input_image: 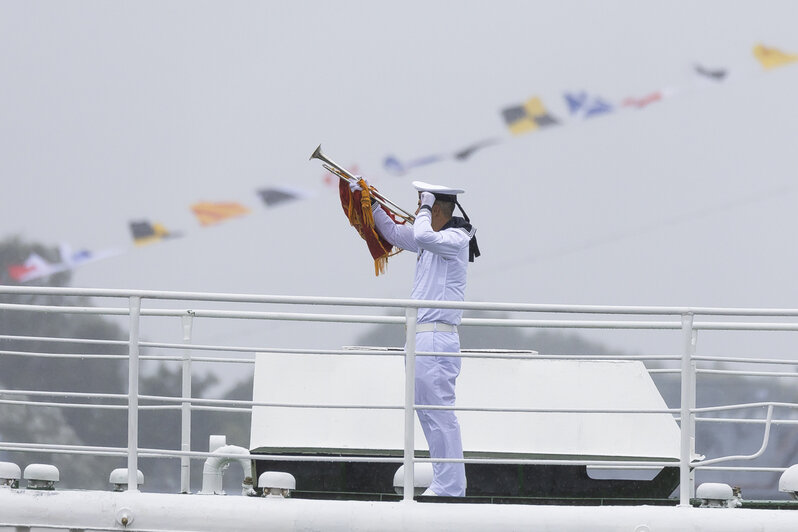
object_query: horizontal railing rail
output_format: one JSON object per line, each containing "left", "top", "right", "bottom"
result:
{"left": 0, "top": 441, "right": 688, "bottom": 470}
{"left": 6, "top": 284, "right": 798, "bottom": 315}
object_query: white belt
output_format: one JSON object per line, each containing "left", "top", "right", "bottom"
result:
{"left": 416, "top": 322, "right": 457, "bottom": 333}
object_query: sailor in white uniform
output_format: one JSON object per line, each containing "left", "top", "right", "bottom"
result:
{"left": 369, "top": 180, "right": 480, "bottom": 497}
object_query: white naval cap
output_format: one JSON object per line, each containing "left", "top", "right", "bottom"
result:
{"left": 412, "top": 181, "right": 465, "bottom": 196}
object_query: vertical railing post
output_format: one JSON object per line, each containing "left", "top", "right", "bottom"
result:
{"left": 679, "top": 312, "right": 696, "bottom": 506}
{"left": 688, "top": 328, "right": 698, "bottom": 497}
{"left": 180, "top": 311, "right": 194, "bottom": 494}
{"left": 403, "top": 307, "right": 417, "bottom": 502}
{"left": 127, "top": 296, "right": 141, "bottom": 492}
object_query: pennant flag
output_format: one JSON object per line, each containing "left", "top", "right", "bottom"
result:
{"left": 257, "top": 186, "right": 313, "bottom": 207}
{"left": 7, "top": 244, "right": 121, "bottom": 283}
{"left": 7, "top": 253, "right": 56, "bottom": 282}
{"left": 129, "top": 220, "right": 182, "bottom": 245}
{"left": 753, "top": 44, "right": 798, "bottom": 70}
{"left": 382, "top": 139, "right": 500, "bottom": 175}
{"left": 694, "top": 64, "right": 727, "bottom": 81}
{"left": 383, "top": 154, "right": 444, "bottom": 176}
{"left": 57, "top": 243, "right": 120, "bottom": 268}
{"left": 191, "top": 202, "right": 250, "bottom": 226}
{"left": 383, "top": 156, "right": 406, "bottom": 175}
{"left": 621, "top": 91, "right": 663, "bottom": 109}
{"left": 564, "top": 91, "right": 614, "bottom": 118}
{"left": 453, "top": 137, "right": 501, "bottom": 160}
{"left": 501, "top": 97, "right": 559, "bottom": 135}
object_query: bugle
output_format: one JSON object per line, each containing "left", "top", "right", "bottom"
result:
{"left": 309, "top": 144, "right": 415, "bottom": 223}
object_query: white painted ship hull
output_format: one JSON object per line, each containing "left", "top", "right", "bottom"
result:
{"left": 2, "top": 489, "right": 797, "bottom": 532}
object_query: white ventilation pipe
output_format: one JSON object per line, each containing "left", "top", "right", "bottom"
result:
{"left": 199, "top": 445, "right": 254, "bottom": 495}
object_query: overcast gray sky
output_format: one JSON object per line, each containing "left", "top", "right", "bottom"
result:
{"left": 2, "top": 1, "right": 798, "bottom": 361}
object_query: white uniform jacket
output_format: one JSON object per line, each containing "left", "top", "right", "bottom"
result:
{"left": 373, "top": 206, "right": 470, "bottom": 325}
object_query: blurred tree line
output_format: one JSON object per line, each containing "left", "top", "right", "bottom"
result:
{"left": 0, "top": 237, "right": 251, "bottom": 492}
{"left": 2, "top": 236, "right": 797, "bottom": 498}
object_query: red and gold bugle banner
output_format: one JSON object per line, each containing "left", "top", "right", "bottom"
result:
{"left": 338, "top": 178, "right": 404, "bottom": 276}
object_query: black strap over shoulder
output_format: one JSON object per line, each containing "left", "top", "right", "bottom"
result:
{"left": 441, "top": 216, "right": 481, "bottom": 262}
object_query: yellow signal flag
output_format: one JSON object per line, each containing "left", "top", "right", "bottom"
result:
{"left": 501, "top": 97, "right": 559, "bottom": 136}
{"left": 523, "top": 97, "right": 547, "bottom": 118}
{"left": 191, "top": 202, "right": 251, "bottom": 226}
{"left": 134, "top": 222, "right": 169, "bottom": 245}
{"left": 753, "top": 44, "right": 798, "bottom": 70}
{"left": 130, "top": 220, "right": 181, "bottom": 246}
{"left": 509, "top": 115, "right": 539, "bottom": 135}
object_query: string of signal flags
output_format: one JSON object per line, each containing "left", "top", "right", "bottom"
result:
{"left": 6, "top": 187, "right": 315, "bottom": 283}
{"left": 382, "top": 43, "right": 798, "bottom": 174}
{"left": 6, "top": 43, "right": 797, "bottom": 283}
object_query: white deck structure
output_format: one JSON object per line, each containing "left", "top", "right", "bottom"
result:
{"left": 252, "top": 353, "right": 684, "bottom": 461}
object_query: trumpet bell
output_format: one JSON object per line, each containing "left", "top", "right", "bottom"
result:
{"left": 309, "top": 144, "right": 324, "bottom": 161}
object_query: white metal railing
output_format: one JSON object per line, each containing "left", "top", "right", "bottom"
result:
{"left": 1, "top": 286, "right": 798, "bottom": 505}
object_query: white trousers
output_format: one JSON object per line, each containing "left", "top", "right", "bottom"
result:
{"left": 414, "top": 330, "right": 466, "bottom": 497}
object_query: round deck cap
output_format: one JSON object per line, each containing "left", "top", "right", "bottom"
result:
{"left": 0, "top": 462, "right": 21, "bottom": 480}
{"left": 696, "top": 482, "right": 733, "bottom": 501}
{"left": 109, "top": 468, "right": 144, "bottom": 486}
{"left": 23, "top": 464, "right": 59, "bottom": 483}
{"left": 779, "top": 464, "right": 798, "bottom": 494}
{"left": 393, "top": 463, "right": 434, "bottom": 489}
{"left": 258, "top": 471, "right": 296, "bottom": 490}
